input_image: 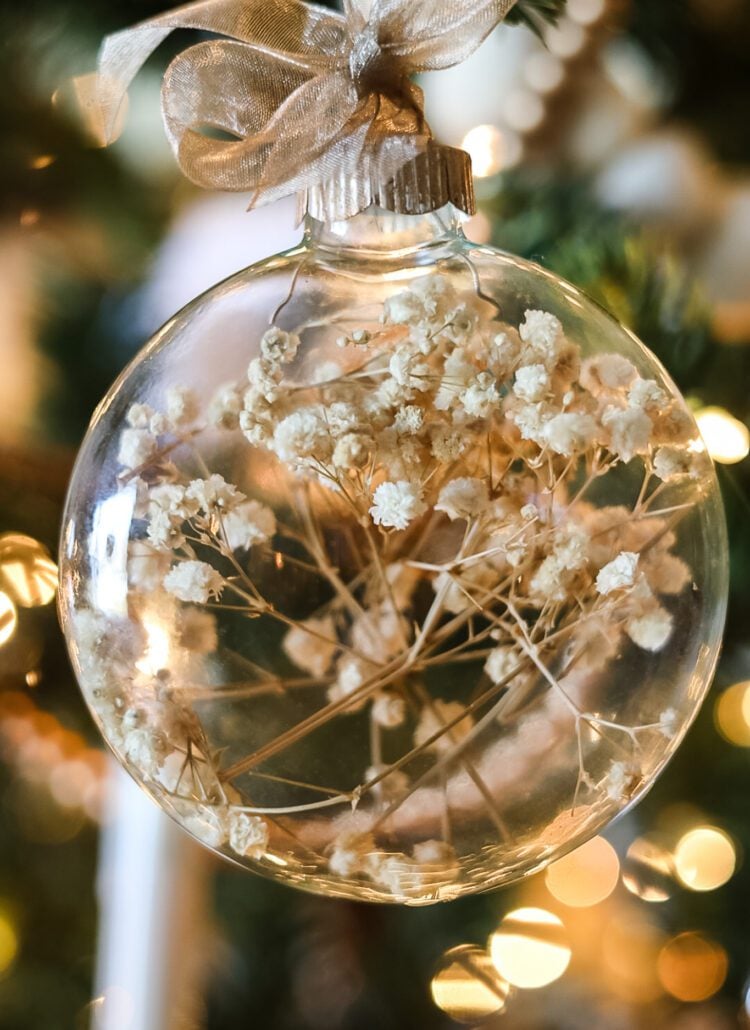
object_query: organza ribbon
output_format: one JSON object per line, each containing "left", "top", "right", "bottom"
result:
{"left": 76, "top": 0, "right": 520, "bottom": 218}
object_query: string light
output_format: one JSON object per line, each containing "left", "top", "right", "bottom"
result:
{"left": 489, "top": 908, "right": 571, "bottom": 989}
{"left": 0, "top": 592, "right": 18, "bottom": 647}
{"left": 657, "top": 933, "right": 728, "bottom": 1002}
{"left": 673, "top": 826, "right": 736, "bottom": 892}
{"left": 695, "top": 406, "right": 749, "bottom": 464}
{"left": 0, "top": 533, "right": 58, "bottom": 607}
{"left": 601, "top": 913, "right": 666, "bottom": 1003}
{"left": 545, "top": 836, "right": 620, "bottom": 908}
{"left": 0, "top": 692, "right": 108, "bottom": 823}
{"left": 0, "top": 912, "right": 18, "bottom": 975}
{"left": 621, "top": 837, "right": 674, "bottom": 903}
{"left": 430, "top": 945, "right": 509, "bottom": 1023}
{"left": 544, "top": 18, "right": 587, "bottom": 60}
{"left": 715, "top": 681, "right": 750, "bottom": 746}
{"left": 567, "top": 0, "right": 606, "bottom": 26}
{"left": 28, "top": 154, "right": 56, "bottom": 170}
{"left": 461, "top": 124, "right": 520, "bottom": 177}
{"left": 502, "top": 89, "right": 545, "bottom": 133}
{"left": 523, "top": 51, "right": 565, "bottom": 94}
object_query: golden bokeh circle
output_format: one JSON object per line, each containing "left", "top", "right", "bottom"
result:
{"left": 0, "top": 533, "right": 58, "bottom": 608}
{"left": 715, "top": 682, "right": 750, "bottom": 747}
{"left": 0, "top": 592, "right": 18, "bottom": 648}
{"left": 621, "top": 836, "right": 674, "bottom": 903}
{"left": 489, "top": 908, "right": 571, "bottom": 989}
{"left": 430, "top": 945, "right": 509, "bottom": 1023}
{"left": 657, "top": 932, "right": 728, "bottom": 1002}
{"left": 545, "top": 835, "right": 620, "bottom": 908}
{"left": 674, "top": 826, "right": 736, "bottom": 892}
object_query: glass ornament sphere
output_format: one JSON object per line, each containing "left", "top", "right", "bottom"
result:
{"left": 59, "top": 207, "right": 727, "bottom": 904}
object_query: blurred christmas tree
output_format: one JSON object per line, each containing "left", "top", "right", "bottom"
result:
{"left": 1, "top": 1, "right": 750, "bottom": 1028}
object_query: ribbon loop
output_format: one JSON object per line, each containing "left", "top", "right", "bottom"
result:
{"left": 80, "top": 0, "right": 523, "bottom": 219}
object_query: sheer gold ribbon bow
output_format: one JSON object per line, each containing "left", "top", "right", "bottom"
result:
{"left": 77, "top": 0, "right": 520, "bottom": 218}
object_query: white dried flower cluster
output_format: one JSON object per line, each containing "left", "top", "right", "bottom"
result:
{"left": 75, "top": 271, "right": 710, "bottom": 900}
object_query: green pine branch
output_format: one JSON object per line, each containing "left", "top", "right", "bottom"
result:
{"left": 506, "top": 0, "right": 567, "bottom": 37}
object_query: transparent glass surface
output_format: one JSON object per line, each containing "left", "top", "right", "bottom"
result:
{"left": 59, "top": 207, "right": 728, "bottom": 903}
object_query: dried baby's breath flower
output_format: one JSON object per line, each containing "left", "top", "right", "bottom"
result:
{"left": 163, "top": 561, "right": 225, "bottom": 604}
{"left": 435, "top": 477, "right": 489, "bottom": 521}
{"left": 596, "top": 552, "right": 639, "bottom": 595}
{"left": 223, "top": 500, "right": 276, "bottom": 550}
{"left": 283, "top": 616, "right": 338, "bottom": 678}
{"left": 228, "top": 811, "right": 269, "bottom": 858}
{"left": 166, "top": 386, "right": 199, "bottom": 426}
{"left": 118, "top": 428, "right": 156, "bottom": 470}
{"left": 653, "top": 445, "right": 695, "bottom": 481}
{"left": 370, "top": 480, "right": 426, "bottom": 530}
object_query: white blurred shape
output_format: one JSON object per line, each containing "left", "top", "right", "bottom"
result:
{"left": 594, "top": 132, "right": 721, "bottom": 232}
{"left": 137, "top": 193, "right": 301, "bottom": 334}
{"left": 93, "top": 765, "right": 213, "bottom": 1030}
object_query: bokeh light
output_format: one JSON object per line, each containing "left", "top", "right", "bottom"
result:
{"left": 544, "top": 18, "right": 586, "bottom": 59}
{"left": 523, "top": 51, "right": 565, "bottom": 94}
{"left": 0, "top": 912, "right": 18, "bottom": 976}
{"left": 503, "top": 89, "right": 545, "bottom": 133}
{"left": 567, "top": 0, "right": 606, "bottom": 25}
{"left": 430, "top": 945, "right": 509, "bottom": 1023}
{"left": 602, "top": 913, "right": 666, "bottom": 1003}
{"left": 695, "top": 406, "right": 750, "bottom": 464}
{"left": 545, "top": 835, "right": 620, "bottom": 908}
{"left": 657, "top": 933, "right": 728, "bottom": 1002}
{"left": 622, "top": 837, "right": 675, "bottom": 902}
{"left": 461, "top": 124, "right": 510, "bottom": 177}
{"left": 674, "top": 826, "right": 736, "bottom": 891}
{"left": 715, "top": 681, "right": 750, "bottom": 747}
{"left": 489, "top": 908, "right": 571, "bottom": 989}
{"left": 0, "top": 591, "right": 18, "bottom": 647}
{"left": 0, "top": 533, "right": 57, "bottom": 607}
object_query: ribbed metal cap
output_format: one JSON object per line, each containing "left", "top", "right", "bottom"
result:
{"left": 304, "top": 142, "right": 475, "bottom": 222}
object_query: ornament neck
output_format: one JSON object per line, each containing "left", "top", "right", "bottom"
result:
{"left": 303, "top": 205, "right": 464, "bottom": 257}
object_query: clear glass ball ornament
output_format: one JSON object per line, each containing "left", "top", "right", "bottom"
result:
{"left": 59, "top": 207, "right": 727, "bottom": 903}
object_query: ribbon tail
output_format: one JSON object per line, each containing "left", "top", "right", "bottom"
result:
{"left": 75, "top": 0, "right": 347, "bottom": 146}
{"left": 371, "top": 0, "right": 520, "bottom": 72}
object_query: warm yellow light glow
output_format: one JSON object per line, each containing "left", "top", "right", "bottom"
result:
{"left": 602, "top": 914, "right": 665, "bottom": 1003}
{"left": 674, "top": 826, "right": 736, "bottom": 892}
{"left": 0, "top": 592, "right": 18, "bottom": 647}
{"left": 464, "top": 211, "right": 492, "bottom": 245}
{"left": 0, "top": 912, "right": 18, "bottom": 974}
{"left": 695, "top": 406, "right": 749, "bottom": 464}
{"left": 0, "top": 533, "right": 58, "bottom": 607}
{"left": 657, "top": 933, "right": 728, "bottom": 1002}
{"left": 29, "top": 154, "right": 56, "bottom": 170}
{"left": 135, "top": 616, "right": 172, "bottom": 676}
{"left": 431, "top": 945, "right": 509, "bottom": 1023}
{"left": 715, "top": 681, "right": 750, "bottom": 747}
{"left": 622, "top": 837, "right": 674, "bottom": 903}
{"left": 0, "top": 557, "right": 57, "bottom": 607}
{"left": 461, "top": 125, "right": 506, "bottom": 178}
{"left": 545, "top": 835, "right": 620, "bottom": 908}
{"left": 489, "top": 908, "right": 571, "bottom": 989}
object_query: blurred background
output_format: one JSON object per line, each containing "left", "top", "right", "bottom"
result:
{"left": 1, "top": 0, "right": 750, "bottom": 1027}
